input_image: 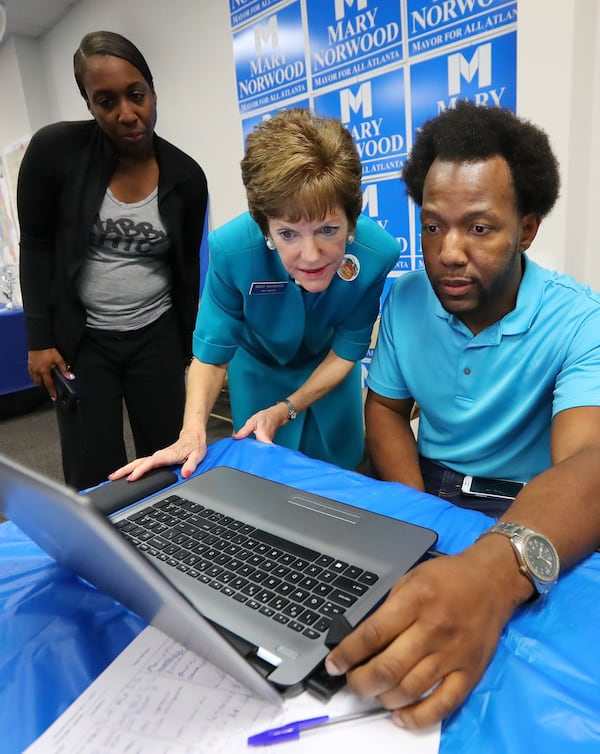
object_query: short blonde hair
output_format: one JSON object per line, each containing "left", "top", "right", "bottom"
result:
{"left": 241, "top": 108, "right": 363, "bottom": 234}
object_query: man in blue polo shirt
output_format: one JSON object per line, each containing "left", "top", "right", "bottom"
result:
{"left": 325, "top": 102, "right": 600, "bottom": 730}
{"left": 367, "top": 215, "right": 600, "bottom": 516}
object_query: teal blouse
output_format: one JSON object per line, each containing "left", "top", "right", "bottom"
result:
{"left": 193, "top": 212, "right": 400, "bottom": 469}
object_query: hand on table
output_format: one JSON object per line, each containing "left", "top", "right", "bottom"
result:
{"left": 233, "top": 401, "right": 290, "bottom": 444}
{"left": 325, "top": 541, "right": 532, "bottom": 729}
{"left": 109, "top": 430, "right": 208, "bottom": 482}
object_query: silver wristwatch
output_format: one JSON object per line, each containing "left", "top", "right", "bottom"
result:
{"left": 279, "top": 398, "right": 297, "bottom": 420}
{"left": 483, "top": 522, "right": 560, "bottom": 595}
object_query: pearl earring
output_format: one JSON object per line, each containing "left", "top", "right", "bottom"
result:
{"left": 265, "top": 236, "right": 276, "bottom": 251}
{"left": 347, "top": 232, "right": 355, "bottom": 245}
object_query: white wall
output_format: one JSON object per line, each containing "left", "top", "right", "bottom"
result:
{"left": 0, "top": 37, "right": 30, "bottom": 142}
{"left": 517, "top": 0, "right": 600, "bottom": 286}
{"left": 14, "top": 36, "right": 51, "bottom": 135}
{"left": 2, "top": 0, "right": 600, "bottom": 287}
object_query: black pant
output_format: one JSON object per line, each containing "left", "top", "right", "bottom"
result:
{"left": 55, "top": 310, "right": 186, "bottom": 491}
{"left": 419, "top": 456, "right": 511, "bottom": 518}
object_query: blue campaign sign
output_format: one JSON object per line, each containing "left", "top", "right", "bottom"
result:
{"left": 412, "top": 203, "right": 425, "bottom": 270}
{"left": 229, "top": 0, "right": 284, "bottom": 29}
{"left": 361, "top": 348, "right": 374, "bottom": 384}
{"left": 406, "top": 0, "right": 517, "bottom": 57}
{"left": 360, "top": 173, "right": 415, "bottom": 384}
{"left": 409, "top": 31, "right": 516, "bottom": 135}
{"left": 233, "top": 2, "right": 308, "bottom": 113}
{"left": 240, "top": 100, "right": 311, "bottom": 144}
{"left": 362, "top": 177, "right": 411, "bottom": 273}
{"left": 306, "top": 0, "right": 404, "bottom": 90}
{"left": 314, "top": 68, "right": 407, "bottom": 178}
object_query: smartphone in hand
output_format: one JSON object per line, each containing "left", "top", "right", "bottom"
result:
{"left": 51, "top": 367, "right": 79, "bottom": 410}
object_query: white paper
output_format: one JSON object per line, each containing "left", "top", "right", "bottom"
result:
{"left": 25, "top": 626, "right": 440, "bottom": 754}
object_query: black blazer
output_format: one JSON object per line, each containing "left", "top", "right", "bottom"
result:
{"left": 17, "top": 120, "right": 208, "bottom": 362}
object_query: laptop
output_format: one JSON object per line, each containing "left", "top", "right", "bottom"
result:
{"left": 0, "top": 453, "right": 437, "bottom": 705}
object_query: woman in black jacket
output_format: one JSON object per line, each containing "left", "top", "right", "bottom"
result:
{"left": 17, "top": 30, "right": 208, "bottom": 490}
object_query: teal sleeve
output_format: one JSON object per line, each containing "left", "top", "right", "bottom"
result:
{"left": 192, "top": 231, "right": 243, "bottom": 365}
{"left": 553, "top": 299, "right": 600, "bottom": 416}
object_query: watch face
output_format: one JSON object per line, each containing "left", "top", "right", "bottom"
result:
{"left": 523, "top": 534, "right": 559, "bottom": 582}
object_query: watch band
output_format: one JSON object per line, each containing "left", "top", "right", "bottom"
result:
{"left": 279, "top": 398, "right": 297, "bottom": 420}
{"left": 488, "top": 522, "right": 532, "bottom": 539}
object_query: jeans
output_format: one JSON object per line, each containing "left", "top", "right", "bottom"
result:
{"left": 419, "top": 456, "right": 512, "bottom": 518}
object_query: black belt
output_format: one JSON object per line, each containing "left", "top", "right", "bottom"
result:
{"left": 419, "top": 457, "right": 524, "bottom": 500}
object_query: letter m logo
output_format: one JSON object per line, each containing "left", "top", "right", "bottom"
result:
{"left": 254, "top": 15, "right": 279, "bottom": 55}
{"left": 339, "top": 81, "right": 373, "bottom": 123}
{"left": 362, "top": 183, "right": 379, "bottom": 217}
{"left": 447, "top": 43, "right": 492, "bottom": 96}
{"left": 334, "top": 0, "right": 369, "bottom": 21}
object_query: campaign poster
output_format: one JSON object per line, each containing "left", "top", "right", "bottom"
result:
{"left": 233, "top": 2, "right": 308, "bottom": 114}
{"left": 409, "top": 31, "right": 517, "bottom": 135}
{"left": 306, "top": 0, "right": 404, "bottom": 90}
{"left": 313, "top": 67, "right": 406, "bottom": 179}
{"left": 230, "top": 0, "right": 284, "bottom": 30}
{"left": 406, "top": 0, "right": 517, "bottom": 56}
{"left": 241, "top": 99, "right": 311, "bottom": 144}
{"left": 362, "top": 177, "right": 411, "bottom": 277}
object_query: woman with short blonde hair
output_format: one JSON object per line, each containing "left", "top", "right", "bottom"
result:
{"left": 113, "top": 107, "right": 399, "bottom": 481}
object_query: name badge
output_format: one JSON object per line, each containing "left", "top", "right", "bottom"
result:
{"left": 249, "top": 281, "right": 288, "bottom": 295}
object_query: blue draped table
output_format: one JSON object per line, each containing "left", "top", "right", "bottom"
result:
{"left": 0, "top": 305, "right": 32, "bottom": 395}
{"left": 1, "top": 438, "right": 599, "bottom": 753}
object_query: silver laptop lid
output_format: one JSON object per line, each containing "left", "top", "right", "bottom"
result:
{"left": 0, "top": 453, "right": 281, "bottom": 705}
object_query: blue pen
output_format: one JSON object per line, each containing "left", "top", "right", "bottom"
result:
{"left": 247, "top": 706, "right": 388, "bottom": 746}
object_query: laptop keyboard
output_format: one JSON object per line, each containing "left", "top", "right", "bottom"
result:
{"left": 115, "top": 494, "right": 379, "bottom": 641}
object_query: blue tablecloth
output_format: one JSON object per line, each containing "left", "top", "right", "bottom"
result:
{"left": 0, "top": 306, "right": 33, "bottom": 395}
{"left": 1, "top": 437, "right": 599, "bottom": 753}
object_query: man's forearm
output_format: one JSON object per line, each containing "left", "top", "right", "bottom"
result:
{"left": 365, "top": 396, "right": 424, "bottom": 489}
{"left": 497, "top": 445, "right": 600, "bottom": 569}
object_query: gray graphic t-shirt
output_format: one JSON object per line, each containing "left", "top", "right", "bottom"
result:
{"left": 79, "top": 187, "right": 172, "bottom": 330}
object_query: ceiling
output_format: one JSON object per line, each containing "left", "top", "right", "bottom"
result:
{"left": 1, "top": 0, "right": 80, "bottom": 44}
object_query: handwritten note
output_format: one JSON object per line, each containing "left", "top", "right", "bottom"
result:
{"left": 25, "top": 626, "right": 440, "bottom": 753}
